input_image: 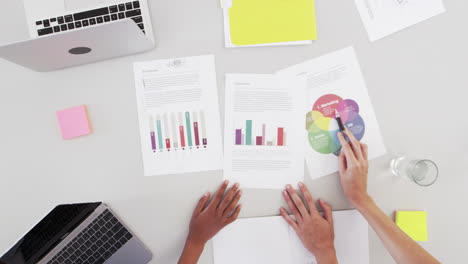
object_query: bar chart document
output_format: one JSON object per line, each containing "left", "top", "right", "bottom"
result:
{"left": 355, "top": 0, "right": 445, "bottom": 41}
{"left": 278, "top": 47, "right": 386, "bottom": 179}
{"left": 134, "top": 55, "right": 223, "bottom": 176}
{"left": 224, "top": 74, "right": 305, "bottom": 189}
{"left": 213, "top": 210, "right": 369, "bottom": 264}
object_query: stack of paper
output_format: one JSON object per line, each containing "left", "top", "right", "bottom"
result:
{"left": 221, "top": 0, "right": 318, "bottom": 48}
{"left": 213, "top": 210, "right": 369, "bottom": 264}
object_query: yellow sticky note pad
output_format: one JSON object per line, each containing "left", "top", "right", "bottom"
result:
{"left": 228, "top": 0, "right": 317, "bottom": 45}
{"left": 395, "top": 211, "right": 428, "bottom": 242}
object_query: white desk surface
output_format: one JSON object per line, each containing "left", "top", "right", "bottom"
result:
{"left": 1, "top": 0, "right": 467, "bottom": 263}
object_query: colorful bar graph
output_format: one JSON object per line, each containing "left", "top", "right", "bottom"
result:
{"left": 148, "top": 110, "right": 209, "bottom": 153}
{"left": 246, "top": 120, "right": 252, "bottom": 145}
{"left": 233, "top": 120, "right": 286, "bottom": 147}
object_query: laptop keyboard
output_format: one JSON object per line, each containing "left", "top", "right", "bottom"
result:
{"left": 46, "top": 209, "right": 133, "bottom": 264}
{"left": 35, "top": 1, "right": 145, "bottom": 37}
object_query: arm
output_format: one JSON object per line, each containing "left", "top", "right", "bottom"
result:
{"left": 337, "top": 129, "right": 440, "bottom": 264}
{"left": 280, "top": 183, "right": 338, "bottom": 264}
{"left": 178, "top": 180, "right": 242, "bottom": 264}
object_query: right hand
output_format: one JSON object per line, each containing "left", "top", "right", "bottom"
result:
{"left": 337, "top": 128, "right": 370, "bottom": 207}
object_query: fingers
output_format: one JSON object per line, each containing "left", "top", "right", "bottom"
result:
{"left": 226, "top": 204, "right": 242, "bottom": 225}
{"left": 192, "top": 192, "right": 211, "bottom": 217}
{"left": 337, "top": 132, "right": 357, "bottom": 165}
{"left": 298, "top": 182, "right": 318, "bottom": 214}
{"left": 319, "top": 199, "right": 334, "bottom": 226}
{"left": 218, "top": 183, "right": 240, "bottom": 212}
{"left": 361, "top": 143, "right": 368, "bottom": 161}
{"left": 211, "top": 180, "right": 229, "bottom": 209}
{"left": 339, "top": 152, "right": 347, "bottom": 175}
{"left": 280, "top": 207, "right": 298, "bottom": 231}
{"left": 344, "top": 128, "right": 363, "bottom": 160}
{"left": 223, "top": 190, "right": 242, "bottom": 217}
{"left": 286, "top": 185, "right": 309, "bottom": 218}
{"left": 283, "top": 189, "right": 303, "bottom": 222}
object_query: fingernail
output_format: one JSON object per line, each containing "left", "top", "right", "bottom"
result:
{"left": 224, "top": 180, "right": 229, "bottom": 185}
{"left": 238, "top": 190, "right": 243, "bottom": 196}
{"left": 286, "top": 184, "right": 292, "bottom": 190}
{"left": 283, "top": 190, "right": 288, "bottom": 196}
{"left": 234, "top": 183, "right": 240, "bottom": 188}
{"left": 204, "top": 192, "right": 210, "bottom": 197}
{"left": 298, "top": 182, "right": 304, "bottom": 187}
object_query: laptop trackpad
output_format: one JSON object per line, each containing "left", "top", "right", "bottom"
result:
{"left": 65, "top": 0, "right": 107, "bottom": 11}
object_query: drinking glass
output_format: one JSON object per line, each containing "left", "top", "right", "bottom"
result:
{"left": 390, "top": 155, "right": 439, "bottom": 186}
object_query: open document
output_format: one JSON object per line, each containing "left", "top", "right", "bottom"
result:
{"left": 355, "top": 0, "right": 446, "bottom": 41}
{"left": 223, "top": 74, "right": 305, "bottom": 189}
{"left": 213, "top": 210, "right": 369, "bottom": 264}
{"left": 133, "top": 55, "right": 223, "bottom": 176}
{"left": 278, "top": 47, "right": 386, "bottom": 179}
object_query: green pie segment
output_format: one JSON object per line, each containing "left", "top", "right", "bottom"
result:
{"left": 307, "top": 121, "right": 341, "bottom": 154}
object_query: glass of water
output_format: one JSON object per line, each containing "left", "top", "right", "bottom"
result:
{"left": 390, "top": 155, "right": 439, "bottom": 186}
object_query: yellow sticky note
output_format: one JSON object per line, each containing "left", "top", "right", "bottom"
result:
{"left": 395, "top": 211, "right": 428, "bottom": 242}
{"left": 228, "top": 0, "right": 317, "bottom": 45}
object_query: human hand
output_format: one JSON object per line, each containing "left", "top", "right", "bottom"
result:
{"left": 337, "top": 128, "right": 371, "bottom": 208}
{"left": 187, "top": 180, "right": 242, "bottom": 247}
{"left": 280, "top": 183, "right": 337, "bottom": 264}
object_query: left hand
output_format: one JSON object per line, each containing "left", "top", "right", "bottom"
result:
{"left": 187, "top": 180, "right": 242, "bottom": 247}
{"left": 280, "top": 183, "right": 337, "bottom": 263}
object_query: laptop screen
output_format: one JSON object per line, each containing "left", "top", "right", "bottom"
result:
{"left": 0, "top": 203, "right": 101, "bottom": 264}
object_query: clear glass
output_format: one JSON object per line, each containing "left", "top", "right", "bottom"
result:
{"left": 390, "top": 155, "right": 439, "bottom": 186}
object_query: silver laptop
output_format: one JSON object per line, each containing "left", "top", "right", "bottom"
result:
{"left": 0, "top": 202, "right": 153, "bottom": 264}
{"left": 0, "top": 0, "right": 155, "bottom": 71}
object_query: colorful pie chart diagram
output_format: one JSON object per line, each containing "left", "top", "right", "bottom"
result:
{"left": 306, "top": 94, "right": 365, "bottom": 155}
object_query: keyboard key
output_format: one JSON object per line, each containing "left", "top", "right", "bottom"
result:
{"left": 115, "top": 241, "right": 122, "bottom": 249}
{"left": 84, "top": 240, "right": 92, "bottom": 248}
{"left": 43, "top": 20, "right": 50, "bottom": 27}
{"left": 66, "top": 247, "right": 74, "bottom": 254}
{"left": 90, "top": 236, "right": 97, "bottom": 243}
{"left": 131, "top": 16, "right": 142, "bottom": 23}
{"left": 65, "top": 15, "right": 73, "bottom": 23}
{"left": 109, "top": 246, "right": 118, "bottom": 254}
{"left": 82, "top": 233, "right": 90, "bottom": 240}
{"left": 95, "top": 257, "right": 106, "bottom": 264}
{"left": 111, "top": 14, "right": 118, "bottom": 20}
{"left": 98, "top": 247, "right": 106, "bottom": 254}
{"left": 68, "top": 23, "right": 75, "bottom": 29}
{"left": 125, "top": 9, "right": 141, "bottom": 18}
{"left": 97, "top": 17, "right": 103, "bottom": 23}
{"left": 93, "top": 252, "right": 100, "bottom": 259}
{"left": 58, "top": 16, "right": 64, "bottom": 24}
{"left": 118, "top": 4, "right": 125, "bottom": 12}
{"left": 83, "top": 20, "right": 89, "bottom": 26}
{"left": 90, "top": 18, "right": 96, "bottom": 25}
{"left": 126, "top": 2, "right": 133, "bottom": 10}
{"left": 73, "top": 7, "right": 109, "bottom": 21}
{"left": 64, "top": 259, "right": 72, "bottom": 264}
{"left": 133, "top": 1, "right": 140, "bottom": 8}
{"left": 108, "top": 238, "right": 116, "bottom": 245}
{"left": 114, "top": 228, "right": 128, "bottom": 240}
{"left": 57, "top": 256, "right": 64, "bottom": 262}
{"left": 96, "top": 240, "right": 104, "bottom": 247}
{"left": 91, "top": 244, "right": 98, "bottom": 252}
{"left": 104, "top": 15, "right": 110, "bottom": 22}
{"left": 110, "top": 5, "right": 118, "bottom": 13}
{"left": 118, "top": 12, "right": 125, "bottom": 19}
{"left": 103, "top": 251, "right": 112, "bottom": 259}
{"left": 36, "top": 21, "right": 42, "bottom": 25}
{"left": 53, "top": 26, "right": 60, "bottom": 32}
{"left": 70, "top": 254, "right": 77, "bottom": 261}
{"left": 76, "top": 259, "right": 83, "bottom": 264}
{"left": 75, "top": 21, "right": 82, "bottom": 28}
{"left": 137, "top": 23, "right": 144, "bottom": 30}
{"left": 60, "top": 24, "right": 68, "bottom": 31}
{"left": 124, "top": 232, "right": 133, "bottom": 240}
{"left": 62, "top": 251, "right": 69, "bottom": 258}
{"left": 88, "top": 256, "right": 95, "bottom": 263}
{"left": 50, "top": 17, "right": 57, "bottom": 22}
{"left": 96, "top": 231, "right": 103, "bottom": 237}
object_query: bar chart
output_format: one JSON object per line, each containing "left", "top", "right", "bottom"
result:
{"left": 234, "top": 120, "right": 287, "bottom": 147}
{"left": 148, "top": 110, "right": 208, "bottom": 152}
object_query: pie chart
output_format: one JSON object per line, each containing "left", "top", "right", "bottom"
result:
{"left": 306, "top": 94, "right": 365, "bottom": 154}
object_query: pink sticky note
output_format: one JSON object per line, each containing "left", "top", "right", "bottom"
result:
{"left": 56, "top": 105, "right": 92, "bottom": 140}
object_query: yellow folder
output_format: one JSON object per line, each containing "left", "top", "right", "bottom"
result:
{"left": 228, "top": 0, "right": 317, "bottom": 46}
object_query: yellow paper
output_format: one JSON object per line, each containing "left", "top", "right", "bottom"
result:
{"left": 228, "top": 0, "right": 317, "bottom": 45}
{"left": 395, "top": 211, "right": 428, "bottom": 242}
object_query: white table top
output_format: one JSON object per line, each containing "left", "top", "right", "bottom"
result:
{"left": 1, "top": 0, "right": 467, "bottom": 263}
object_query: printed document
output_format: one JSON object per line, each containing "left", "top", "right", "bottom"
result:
{"left": 213, "top": 210, "right": 369, "bottom": 264}
{"left": 355, "top": 0, "right": 446, "bottom": 41}
{"left": 278, "top": 47, "right": 386, "bottom": 179}
{"left": 133, "top": 55, "right": 223, "bottom": 176}
{"left": 223, "top": 74, "right": 305, "bottom": 189}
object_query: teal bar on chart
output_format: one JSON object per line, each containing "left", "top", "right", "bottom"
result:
{"left": 156, "top": 119, "right": 164, "bottom": 149}
{"left": 246, "top": 120, "right": 252, "bottom": 145}
{"left": 185, "top": 112, "right": 193, "bottom": 146}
